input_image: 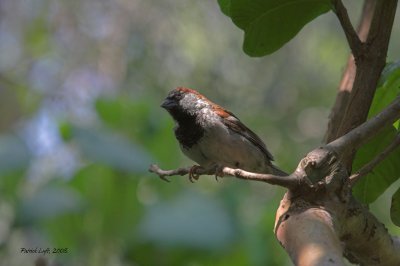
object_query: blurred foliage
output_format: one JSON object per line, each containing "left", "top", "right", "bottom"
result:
{"left": 0, "top": 1, "right": 398, "bottom": 266}
{"left": 62, "top": 123, "right": 153, "bottom": 173}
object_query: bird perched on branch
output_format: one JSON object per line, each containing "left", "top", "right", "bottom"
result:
{"left": 161, "top": 87, "right": 285, "bottom": 181}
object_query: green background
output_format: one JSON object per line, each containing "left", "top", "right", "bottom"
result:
{"left": 0, "top": 1, "right": 399, "bottom": 265}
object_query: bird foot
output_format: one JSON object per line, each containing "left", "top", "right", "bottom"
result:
{"left": 189, "top": 165, "right": 203, "bottom": 182}
{"left": 214, "top": 165, "right": 225, "bottom": 182}
{"left": 188, "top": 165, "right": 225, "bottom": 182}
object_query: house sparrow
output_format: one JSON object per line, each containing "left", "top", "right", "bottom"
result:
{"left": 161, "top": 87, "right": 286, "bottom": 181}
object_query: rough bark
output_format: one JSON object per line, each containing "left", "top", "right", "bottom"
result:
{"left": 325, "top": 0, "right": 375, "bottom": 143}
{"left": 333, "top": 0, "right": 398, "bottom": 170}
{"left": 275, "top": 199, "right": 345, "bottom": 266}
{"left": 274, "top": 127, "right": 400, "bottom": 265}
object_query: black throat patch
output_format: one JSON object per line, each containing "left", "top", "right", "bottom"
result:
{"left": 169, "top": 108, "right": 204, "bottom": 149}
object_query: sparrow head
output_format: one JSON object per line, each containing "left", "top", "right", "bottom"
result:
{"left": 161, "top": 87, "right": 211, "bottom": 119}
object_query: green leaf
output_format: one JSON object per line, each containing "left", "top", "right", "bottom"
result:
{"left": 394, "top": 120, "right": 400, "bottom": 131}
{"left": 229, "top": 0, "right": 332, "bottom": 56}
{"left": 353, "top": 61, "right": 400, "bottom": 203}
{"left": 370, "top": 61, "right": 400, "bottom": 118}
{"left": 218, "top": 0, "right": 231, "bottom": 16}
{"left": 391, "top": 187, "right": 400, "bottom": 226}
{"left": 378, "top": 60, "right": 400, "bottom": 89}
{"left": 64, "top": 124, "right": 153, "bottom": 173}
{"left": 352, "top": 127, "right": 400, "bottom": 203}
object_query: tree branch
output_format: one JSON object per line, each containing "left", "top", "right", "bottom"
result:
{"left": 273, "top": 95, "right": 400, "bottom": 264}
{"left": 272, "top": 146, "right": 400, "bottom": 265}
{"left": 148, "top": 164, "right": 190, "bottom": 182}
{"left": 149, "top": 164, "right": 300, "bottom": 189}
{"left": 335, "top": 0, "right": 398, "bottom": 170}
{"left": 340, "top": 197, "right": 400, "bottom": 265}
{"left": 326, "top": 96, "right": 400, "bottom": 157}
{"left": 332, "top": 0, "right": 363, "bottom": 59}
{"left": 275, "top": 195, "right": 345, "bottom": 265}
{"left": 275, "top": 189, "right": 400, "bottom": 265}
{"left": 219, "top": 167, "right": 299, "bottom": 188}
{"left": 325, "top": 0, "right": 376, "bottom": 143}
{"left": 348, "top": 133, "right": 400, "bottom": 186}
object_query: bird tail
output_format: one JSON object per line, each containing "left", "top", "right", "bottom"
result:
{"left": 270, "top": 164, "right": 288, "bottom": 176}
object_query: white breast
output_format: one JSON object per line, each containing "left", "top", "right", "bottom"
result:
{"left": 181, "top": 116, "right": 268, "bottom": 173}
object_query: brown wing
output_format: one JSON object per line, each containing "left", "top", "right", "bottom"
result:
{"left": 214, "top": 107, "right": 274, "bottom": 161}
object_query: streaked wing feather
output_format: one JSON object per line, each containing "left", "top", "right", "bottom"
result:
{"left": 216, "top": 108, "right": 274, "bottom": 161}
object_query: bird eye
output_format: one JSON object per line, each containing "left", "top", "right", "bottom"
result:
{"left": 168, "top": 92, "right": 183, "bottom": 101}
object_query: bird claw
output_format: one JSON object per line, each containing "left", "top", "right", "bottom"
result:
{"left": 189, "top": 165, "right": 202, "bottom": 182}
{"left": 159, "top": 175, "right": 170, "bottom": 183}
{"left": 214, "top": 165, "right": 225, "bottom": 182}
{"left": 188, "top": 165, "right": 224, "bottom": 183}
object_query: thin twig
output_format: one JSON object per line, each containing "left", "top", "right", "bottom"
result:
{"left": 332, "top": 0, "right": 364, "bottom": 59}
{"left": 327, "top": 96, "right": 400, "bottom": 156}
{"left": 149, "top": 164, "right": 299, "bottom": 189}
{"left": 349, "top": 133, "right": 400, "bottom": 186}
{"left": 221, "top": 167, "right": 299, "bottom": 188}
{"left": 148, "top": 164, "right": 192, "bottom": 182}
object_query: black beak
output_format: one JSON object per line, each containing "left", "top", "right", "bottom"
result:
{"left": 161, "top": 98, "right": 176, "bottom": 110}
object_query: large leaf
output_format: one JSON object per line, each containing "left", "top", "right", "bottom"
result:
{"left": 371, "top": 61, "right": 400, "bottom": 119}
{"left": 391, "top": 187, "right": 400, "bottom": 227}
{"left": 218, "top": 0, "right": 231, "bottom": 16}
{"left": 353, "top": 61, "right": 400, "bottom": 203}
{"left": 378, "top": 61, "right": 400, "bottom": 90}
{"left": 381, "top": 61, "right": 400, "bottom": 226}
{"left": 226, "top": 0, "right": 331, "bottom": 56}
{"left": 394, "top": 120, "right": 400, "bottom": 131}
{"left": 352, "top": 127, "right": 400, "bottom": 203}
